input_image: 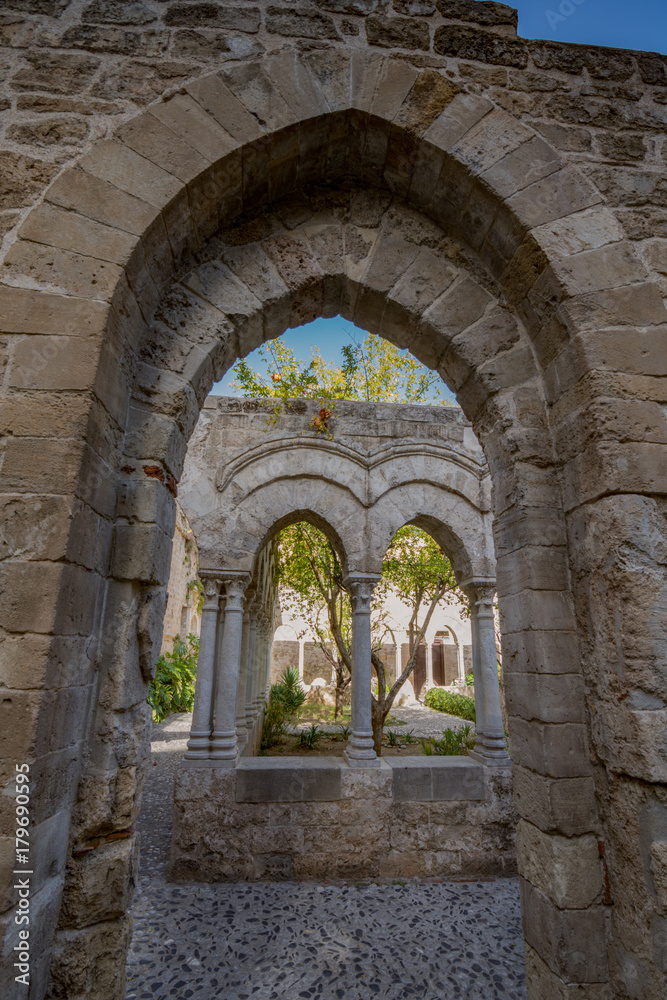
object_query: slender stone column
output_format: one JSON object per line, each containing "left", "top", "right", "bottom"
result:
{"left": 456, "top": 638, "right": 466, "bottom": 686}
{"left": 263, "top": 617, "right": 273, "bottom": 699}
{"left": 253, "top": 617, "right": 269, "bottom": 712}
{"left": 426, "top": 640, "right": 434, "bottom": 689}
{"left": 467, "top": 583, "right": 510, "bottom": 765}
{"left": 465, "top": 585, "right": 486, "bottom": 739}
{"left": 235, "top": 596, "right": 255, "bottom": 751}
{"left": 344, "top": 573, "right": 381, "bottom": 767}
{"left": 210, "top": 573, "right": 250, "bottom": 765}
{"left": 185, "top": 576, "right": 220, "bottom": 759}
{"left": 245, "top": 605, "right": 260, "bottom": 731}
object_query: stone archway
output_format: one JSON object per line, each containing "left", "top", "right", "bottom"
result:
{"left": 0, "top": 41, "right": 665, "bottom": 1000}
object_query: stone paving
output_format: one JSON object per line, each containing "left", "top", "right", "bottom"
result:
{"left": 125, "top": 712, "right": 527, "bottom": 1000}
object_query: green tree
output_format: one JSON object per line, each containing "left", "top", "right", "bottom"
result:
{"left": 277, "top": 522, "right": 353, "bottom": 719}
{"left": 230, "top": 331, "right": 451, "bottom": 405}
{"left": 370, "top": 527, "right": 461, "bottom": 755}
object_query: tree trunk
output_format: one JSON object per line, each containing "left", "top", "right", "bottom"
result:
{"left": 370, "top": 650, "right": 387, "bottom": 756}
{"left": 371, "top": 699, "right": 384, "bottom": 756}
{"left": 335, "top": 684, "right": 343, "bottom": 721}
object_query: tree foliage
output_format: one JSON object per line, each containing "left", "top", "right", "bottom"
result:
{"left": 277, "top": 522, "right": 353, "bottom": 718}
{"left": 230, "top": 332, "right": 451, "bottom": 405}
{"left": 147, "top": 633, "right": 199, "bottom": 723}
{"left": 369, "top": 526, "right": 461, "bottom": 754}
{"left": 276, "top": 521, "right": 464, "bottom": 753}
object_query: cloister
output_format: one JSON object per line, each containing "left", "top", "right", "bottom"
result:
{"left": 164, "top": 394, "right": 512, "bottom": 882}
{"left": 0, "top": 2, "right": 666, "bottom": 998}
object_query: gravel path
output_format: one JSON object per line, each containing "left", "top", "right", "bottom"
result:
{"left": 125, "top": 713, "right": 527, "bottom": 1000}
{"left": 289, "top": 703, "right": 472, "bottom": 737}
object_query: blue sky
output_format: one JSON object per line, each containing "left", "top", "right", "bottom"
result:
{"left": 515, "top": 0, "right": 666, "bottom": 52}
{"left": 212, "top": 0, "right": 665, "bottom": 399}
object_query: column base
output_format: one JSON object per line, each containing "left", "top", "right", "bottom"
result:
{"left": 468, "top": 748, "right": 511, "bottom": 767}
{"left": 184, "top": 731, "right": 211, "bottom": 758}
{"left": 206, "top": 755, "right": 238, "bottom": 768}
{"left": 345, "top": 749, "right": 380, "bottom": 767}
{"left": 210, "top": 729, "right": 239, "bottom": 762}
{"left": 180, "top": 757, "right": 238, "bottom": 768}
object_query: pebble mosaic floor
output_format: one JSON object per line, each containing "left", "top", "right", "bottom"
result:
{"left": 125, "top": 712, "right": 528, "bottom": 1000}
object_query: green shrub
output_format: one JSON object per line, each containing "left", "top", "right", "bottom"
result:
{"left": 465, "top": 672, "right": 474, "bottom": 687}
{"left": 421, "top": 724, "right": 476, "bottom": 756}
{"left": 260, "top": 667, "right": 306, "bottom": 751}
{"left": 297, "top": 723, "right": 322, "bottom": 749}
{"left": 147, "top": 633, "right": 199, "bottom": 723}
{"left": 424, "top": 687, "right": 476, "bottom": 722}
{"left": 273, "top": 667, "right": 307, "bottom": 717}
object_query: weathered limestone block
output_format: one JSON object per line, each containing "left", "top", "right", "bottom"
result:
{"left": 516, "top": 819, "right": 602, "bottom": 910}
{"left": 510, "top": 719, "right": 591, "bottom": 780}
{"left": 524, "top": 943, "right": 612, "bottom": 1000}
{"left": 520, "top": 878, "right": 610, "bottom": 984}
{"left": 47, "top": 916, "right": 132, "bottom": 1000}
{"left": 0, "top": 151, "right": 58, "bottom": 211}
{"left": 58, "top": 836, "right": 139, "bottom": 930}
{"left": 504, "top": 672, "right": 586, "bottom": 726}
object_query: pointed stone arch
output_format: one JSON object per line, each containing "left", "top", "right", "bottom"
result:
{"left": 1, "top": 46, "right": 665, "bottom": 1000}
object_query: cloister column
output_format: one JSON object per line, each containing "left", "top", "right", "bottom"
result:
{"left": 456, "top": 638, "right": 466, "bottom": 686}
{"left": 344, "top": 573, "right": 381, "bottom": 767}
{"left": 253, "top": 616, "right": 269, "bottom": 712}
{"left": 466, "top": 582, "right": 510, "bottom": 765}
{"left": 426, "top": 641, "right": 434, "bottom": 689}
{"left": 184, "top": 575, "right": 221, "bottom": 759}
{"left": 210, "top": 572, "right": 250, "bottom": 765}
{"left": 263, "top": 619, "right": 274, "bottom": 699}
{"left": 245, "top": 603, "right": 260, "bottom": 733}
{"left": 235, "top": 593, "right": 255, "bottom": 753}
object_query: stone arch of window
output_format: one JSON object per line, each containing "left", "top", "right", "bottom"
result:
{"left": 2, "top": 48, "right": 664, "bottom": 1000}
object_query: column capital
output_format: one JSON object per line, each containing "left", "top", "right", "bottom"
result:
{"left": 460, "top": 578, "right": 496, "bottom": 608}
{"left": 344, "top": 573, "right": 381, "bottom": 614}
{"left": 199, "top": 574, "right": 222, "bottom": 612}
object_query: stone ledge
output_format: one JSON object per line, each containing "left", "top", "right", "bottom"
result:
{"left": 231, "top": 756, "right": 498, "bottom": 803}
{"left": 387, "top": 756, "right": 489, "bottom": 801}
{"left": 236, "top": 757, "right": 343, "bottom": 802}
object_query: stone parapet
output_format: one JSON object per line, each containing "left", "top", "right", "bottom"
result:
{"left": 168, "top": 756, "right": 515, "bottom": 882}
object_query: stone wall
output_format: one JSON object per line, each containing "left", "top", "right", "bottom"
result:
{"left": 0, "top": 4, "right": 666, "bottom": 999}
{"left": 169, "top": 757, "right": 516, "bottom": 882}
{"left": 179, "top": 396, "right": 493, "bottom": 579}
{"left": 160, "top": 500, "right": 200, "bottom": 652}
{"left": 0, "top": 0, "right": 666, "bottom": 260}
{"left": 270, "top": 639, "right": 299, "bottom": 683}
